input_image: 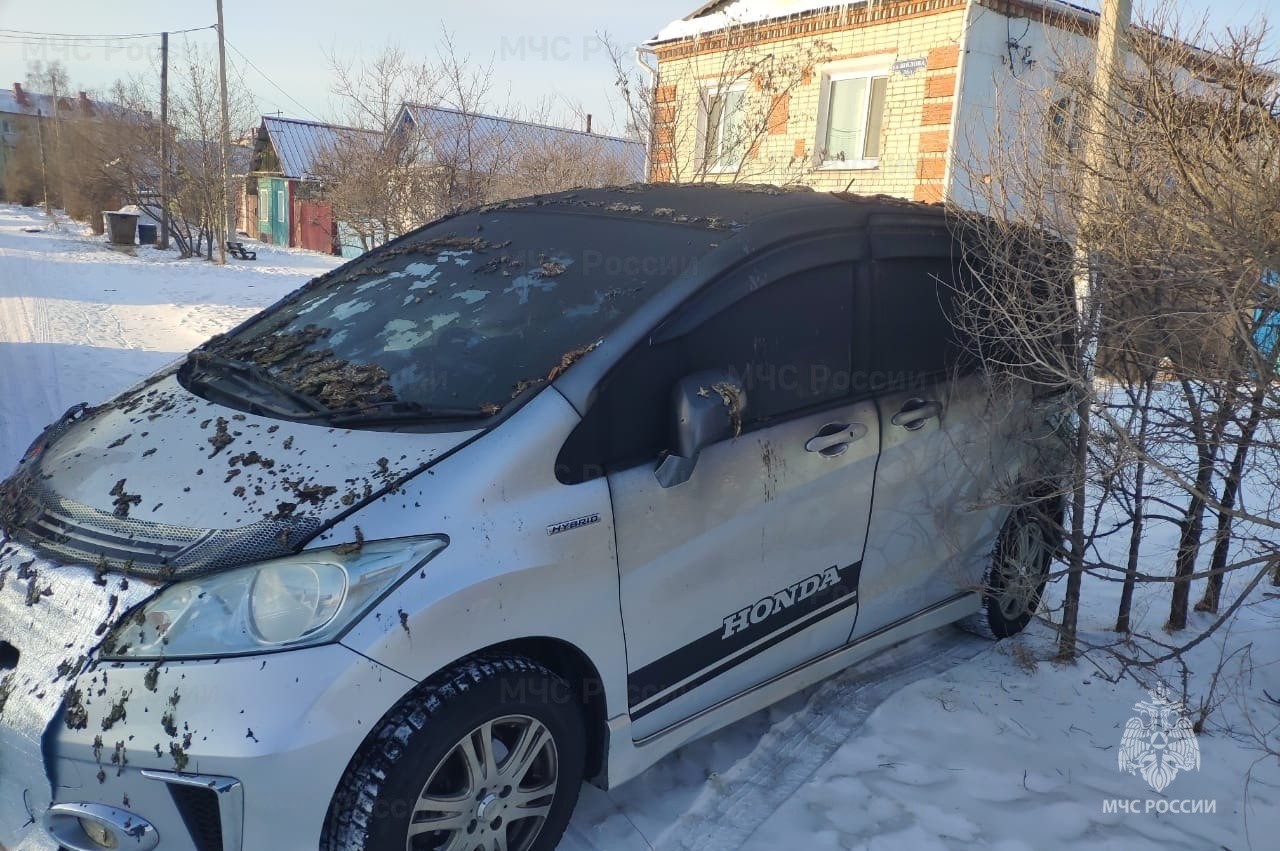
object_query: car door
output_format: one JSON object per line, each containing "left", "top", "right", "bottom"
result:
{"left": 582, "top": 241, "right": 878, "bottom": 739}
{"left": 853, "top": 226, "right": 1004, "bottom": 638}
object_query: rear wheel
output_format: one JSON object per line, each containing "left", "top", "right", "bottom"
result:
{"left": 323, "top": 655, "right": 585, "bottom": 851}
{"left": 960, "top": 507, "right": 1052, "bottom": 639}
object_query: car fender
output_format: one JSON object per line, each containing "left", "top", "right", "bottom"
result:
{"left": 329, "top": 388, "right": 629, "bottom": 718}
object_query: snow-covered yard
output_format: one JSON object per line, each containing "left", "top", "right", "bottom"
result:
{"left": 1, "top": 204, "right": 1277, "bottom": 850}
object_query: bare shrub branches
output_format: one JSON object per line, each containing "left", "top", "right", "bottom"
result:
{"left": 952, "top": 3, "right": 1280, "bottom": 676}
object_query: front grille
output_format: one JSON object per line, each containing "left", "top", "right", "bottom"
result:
{"left": 10, "top": 480, "right": 321, "bottom": 579}
{"left": 29, "top": 505, "right": 201, "bottom": 566}
{"left": 169, "top": 783, "right": 224, "bottom": 851}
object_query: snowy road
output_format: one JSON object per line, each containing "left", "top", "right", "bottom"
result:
{"left": 0, "top": 208, "right": 335, "bottom": 467}
{"left": 1, "top": 205, "right": 1275, "bottom": 850}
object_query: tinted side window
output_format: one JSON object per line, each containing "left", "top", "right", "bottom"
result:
{"left": 867, "top": 258, "right": 972, "bottom": 386}
{"left": 558, "top": 264, "right": 855, "bottom": 482}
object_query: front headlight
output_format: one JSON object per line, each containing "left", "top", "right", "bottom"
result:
{"left": 100, "top": 536, "right": 446, "bottom": 660}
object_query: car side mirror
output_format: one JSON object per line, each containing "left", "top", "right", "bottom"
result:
{"left": 655, "top": 370, "right": 748, "bottom": 488}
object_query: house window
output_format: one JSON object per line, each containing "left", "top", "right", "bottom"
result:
{"left": 1047, "top": 96, "right": 1079, "bottom": 155}
{"left": 816, "top": 70, "right": 888, "bottom": 168}
{"left": 258, "top": 188, "right": 269, "bottom": 223}
{"left": 276, "top": 189, "right": 286, "bottom": 223}
{"left": 701, "top": 85, "right": 746, "bottom": 172}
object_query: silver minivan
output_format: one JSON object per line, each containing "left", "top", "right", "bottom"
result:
{"left": 0, "top": 185, "right": 1070, "bottom": 851}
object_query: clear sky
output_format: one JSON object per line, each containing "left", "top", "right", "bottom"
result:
{"left": 0, "top": 0, "right": 1276, "bottom": 137}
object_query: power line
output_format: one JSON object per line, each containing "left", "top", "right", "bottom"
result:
{"left": 223, "top": 36, "right": 324, "bottom": 122}
{"left": 0, "top": 26, "right": 214, "bottom": 41}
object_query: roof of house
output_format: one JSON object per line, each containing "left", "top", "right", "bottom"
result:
{"left": 258, "top": 115, "right": 380, "bottom": 180}
{"left": 397, "top": 103, "right": 646, "bottom": 180}
{"left": 650, "top": 0, "right": 1103, "bottom": 44}
{"left": 0, "top": 86, "right": 147, "bottom": 121}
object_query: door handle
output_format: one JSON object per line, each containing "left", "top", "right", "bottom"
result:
{"left": 891, "top": 398, "right": 942, "bottom": 431}
{"left": 805, "top": 422, "right": 869, "bottom": 457}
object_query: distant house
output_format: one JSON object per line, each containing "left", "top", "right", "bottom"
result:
{"left": 245, "top": 115, "right": 378, "bottom": 254}
{"left": 0, "top": 83, "right": 148, "bottom": 201}
{"left": 393, "top": 104, "right": 646, "bottom": 201}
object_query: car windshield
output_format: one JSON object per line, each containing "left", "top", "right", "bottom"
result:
{"left": 186, "top": 208, "right": 724, "bottom": 422}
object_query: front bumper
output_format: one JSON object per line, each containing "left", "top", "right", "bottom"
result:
{"left": 0, "top": 541, "right": 155, "bottom": 851}
{"left": 0, "top": 541, "right": 418, "bottom": 851}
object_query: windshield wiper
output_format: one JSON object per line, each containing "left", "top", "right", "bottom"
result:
{"left": 186, "top": 353, "right": 329, "bottom": 415}
{"left": 324, "top": 405, "right": 496, "bottom": 426}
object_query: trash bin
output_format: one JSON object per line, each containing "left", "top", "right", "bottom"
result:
{"left": 137, "top": 223, "right": 158, "bottom": 245}
{"left": 103, "top": 211, "right": 140, "bottom": 245}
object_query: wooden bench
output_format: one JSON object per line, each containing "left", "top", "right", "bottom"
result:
{"left": 227, "top": 240, "right": 257, "bottom": 260}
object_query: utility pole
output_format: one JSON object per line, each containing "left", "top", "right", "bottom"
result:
{"left": 35, "top": 109, "right": 51, "bottom": 217}
{"left": 1078, "top": 0, "right": 1132, "bottom": 265}
{"left": 1056, "top": 0, "right": 1133, "bottom": 663}
{"left": 160, "top": 31, "right": 170, "bottom": 250}
{"left": 215, "top": 0, "right": 231, "bottom": 264}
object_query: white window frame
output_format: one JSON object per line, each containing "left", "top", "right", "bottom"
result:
{"left": 276, "top": 189, "right": 286, "bottom": 223}
{"left": 698, "top": 82, "right": 748, "bottom": 174}
{"left": 813, "top": 56, "right": 893, "bottom": 171}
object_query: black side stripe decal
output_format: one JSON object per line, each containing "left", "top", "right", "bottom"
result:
{"left": 627, "top": 561, "right": 862, "bottom": 720}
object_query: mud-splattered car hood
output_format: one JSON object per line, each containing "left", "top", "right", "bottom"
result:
{"left": 1, "top": 373, "right": 479, "bottom": 578}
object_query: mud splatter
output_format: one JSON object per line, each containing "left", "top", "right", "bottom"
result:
{"left": 109, "top": 478, "right": 142, "bottom": 519}
{"left": 547, "top": 341, "right": 600, "bottom": 381}
{"left": 63, "top": 687, "right": 89, "bottom": 730}
{"left": 0, "top": 674, "right": 15, "bottom": 718}
{"left": 229, "top": 450, "right": 275, "bottom": 470}
{"left": 207, "top": 417, "right": 235, "bottom": 457}
{"left": 111, "top": 741, "right": 127, "bottom": 776}
{"left": 511, "top": 377, "right": 545, "bottom": 399}
{"left": 333, "top": 526, "right": 364, "bottom": 556}
{"left": 711, "top": 381, "right": 744, "bottom": 438}
{"left": 536, "top": 259, "right": 567, "bottom": 278}
{"left": 285, "top": 481, "right": 337, "bottom": 506}
{"left": 100, "top": 689, "right": 132, "bottom": 731}
{"left": 169, "top": 742, "right": 189, "bottom": 772}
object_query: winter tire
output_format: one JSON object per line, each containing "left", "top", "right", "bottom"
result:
{"left": 322, "top": 654, "right": 585, "bottom": 851}
{"left": 960, "top": 506, "right": 1052, "bottom": 639}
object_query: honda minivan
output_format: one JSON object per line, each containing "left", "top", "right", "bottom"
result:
{"left": 0, "top": 184, "right": 1071, "bottom": 851}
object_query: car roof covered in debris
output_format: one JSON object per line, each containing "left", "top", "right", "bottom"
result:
{"left": 473, "top": 182, "right": 943, "bottom": 235}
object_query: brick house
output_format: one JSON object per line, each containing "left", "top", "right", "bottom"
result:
{"left": 645, "top": 0, "right": 1106, "bottom": 205}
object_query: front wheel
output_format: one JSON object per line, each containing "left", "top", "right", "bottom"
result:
{"left": 960, "top": 507, "right": 1053, "bottom": 639}
{"left": 323, "top": 655, "right": 585, "bottom": 851}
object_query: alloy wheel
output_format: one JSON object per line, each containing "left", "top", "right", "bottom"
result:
{"left": 406, "top": 714, "right": 559, "bottom": 851}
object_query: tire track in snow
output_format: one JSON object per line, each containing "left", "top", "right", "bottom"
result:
{"left": 0, "top": 243, "right": 63, "bottom": 468}
{"left": 648, "top": 629, "right": 989, "bottom": 851}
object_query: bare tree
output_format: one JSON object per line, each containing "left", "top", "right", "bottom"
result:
{"left": 601, "top": 27, "right": 831, "bottom": 185}
{"left": 314, "top": 33, "right": 641, "bottom": 253}
{"left": 950, "top": 3, "right": 1280, "bottom": 675}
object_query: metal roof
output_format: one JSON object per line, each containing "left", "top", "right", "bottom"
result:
{"left": 397, "top": 104, "right": 646, "bottom": 181}
{"left": 0, "top": 87, "right": 146, "bottom": 121}
{"left": 259, "top": 115, "right": 379, "bottom": 180}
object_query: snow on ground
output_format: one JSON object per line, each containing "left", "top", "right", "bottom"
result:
{"left": 0, "top": 205, "right": 338, "bottom": 467}
{"left": 1, "top": 202, "right": 1277, "bottom": 849}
